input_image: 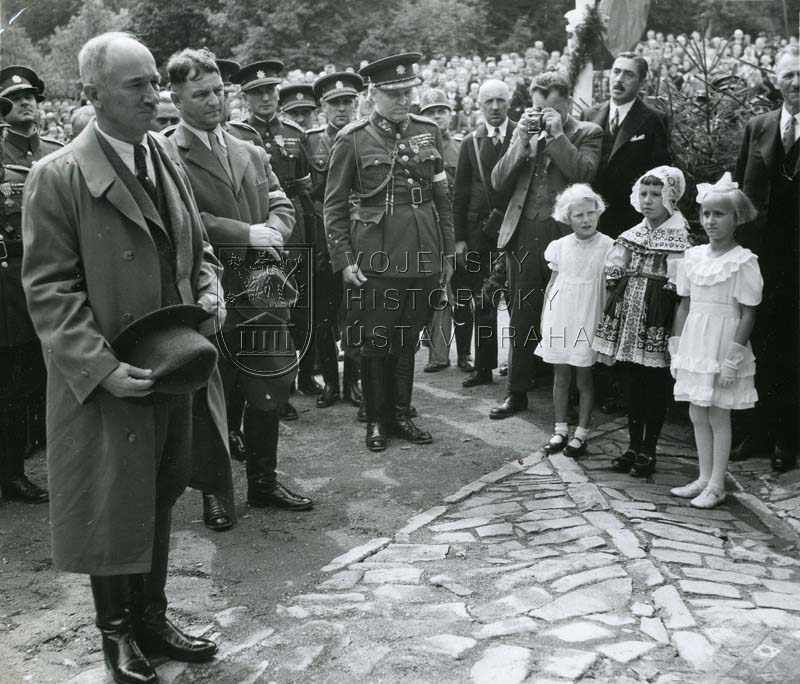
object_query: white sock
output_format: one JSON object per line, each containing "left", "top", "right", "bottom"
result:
{"left": 554, "top": 422, "right": 568, "bottom": 436}
{"left": 574, "top": 425, "right": 591, "bottom": 441}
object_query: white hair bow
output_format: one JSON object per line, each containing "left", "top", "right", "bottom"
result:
{"left": 695, "top": 172, "right": 739, "bottom": 204}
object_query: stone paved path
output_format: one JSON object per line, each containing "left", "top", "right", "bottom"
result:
{"left": 169, "top": 418, "right": 799, "bottom": 684}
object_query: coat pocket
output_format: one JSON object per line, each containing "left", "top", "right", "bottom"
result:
{"left": 351, "top": 205, "right": 386, "bottom": 270}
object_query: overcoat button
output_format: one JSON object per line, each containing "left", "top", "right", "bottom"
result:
{"left": 123, "top": 249, "right": 134, "bottom": 260}
{"left": 128, "top": 432, "right": 137, "bottom": 443}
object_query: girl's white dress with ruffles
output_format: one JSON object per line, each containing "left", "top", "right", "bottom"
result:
{"left": 671, "top": 244, "right": 763, "bottom": 409}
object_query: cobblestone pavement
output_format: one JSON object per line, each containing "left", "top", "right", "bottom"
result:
{"left": 6, "top": 360, "right": 800, "bottom": 684}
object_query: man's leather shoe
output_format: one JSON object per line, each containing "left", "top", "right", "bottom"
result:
{"left": 136, "top": 618, "right": 217, "bottom": 663}
{"left": 100, "top": 626, "right": 158, "bottom": 683}
{"left": 279, "top": 402, "right": 298, "bottom": 421}
{"left": 366, "top": 422, "right": 388, "bottom": 451}
{"left": 489, "top": 393, "right": 528, "bottom": 420}
{"left": 248, "top": 482, "right": 313, "bottom": 510}
{"left": 297, "top": 376, "right": 323, "bottom": 395}
{"left": 462, "top": 370, "right": 492, "bottom": 388}
{"left": 424, "top": 361, "right": 450, "bottom": 373}
{"left": 457, "top": 354, "right": 474, "bottom": 372}
{"left": 771, "top": 442, "right": 797, "bottom": 473}
{"left": 202, "top": 493, "right": 232, "bottom": 532}
{"left": 316, "top": 384, "right": 340, "bottom": 408}
{"left": 1, "top": 475, "right": 48, "bottom": 503}
{"left": 228, "top": 429, "right": 247, "bottom": 462}
{"left": 386, "top": 418, "right": 433, "bottom": 445}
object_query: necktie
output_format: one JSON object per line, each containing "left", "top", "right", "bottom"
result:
{"left": 493, "top": 127, "right": 502, "bottom": 151}
{"left": 209, "top": 131, "right": 233, "bottom": 182}
{"left": 783, "top": 117, "right": 797, "bottom": 154}
{"left": 133, "top": 143, "right": 158, "bottom": 206}
{"left": 609, "top": 109, "right": 620, "bottom": 137}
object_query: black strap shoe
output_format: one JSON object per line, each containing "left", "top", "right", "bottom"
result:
{"left": 462, "top": 369, "right": 493, "bottom": 388}
{"left": 564, "top": 436, "right": 588, "bottom": 458}
{"left": 386, "top": 417, "right": 433, "bottom": 445}
{"left": 228, "top": 429, "right": 247, "bottom": 462}
{"left": 316, "top": 384, "right": 340, "bottom": 408}
{"left": 489, "top": 393, "right": 528, "bottom": 420}
{"left": 248, "top": 481, "right": 314, "bottom": 510}
{"left": 279, "top": 402, "right": 298, "bottom": 421}
{"left": 630, "top": 452, "right": 657, "bottom": 478}
{"left": 1, "top": 475, "right": 49, "bottom": 503}
{"left": 136, "top": 617, "right": 217, "bottom": 663}
{"left": 202, "top": 493, "right": 233, "bottom": 532}
{"left": 611, "top": 449, "right": 637, "bottom": 473}
{"left": 366, "top": 422, "right": 388, "bottom": 451}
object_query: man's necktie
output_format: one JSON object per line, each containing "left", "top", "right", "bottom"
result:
{"left": 783, "top": 117, "right": 797, "bottom": 154}
{"left": 609, "top": 110, "right": 620, "bottom": 138}
{"left": 493, "top": 127, "right": 502, "bottom": 152}
{"left": 209, "top": 131, "right": 233, "bottom": 182}
{"left": 134, "top": 143, "right": 158, "bottom": 206}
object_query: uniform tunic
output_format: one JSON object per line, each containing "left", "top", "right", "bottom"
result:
{"left": 324, "top": 111, "right": 455, "bottom": 355}
{"left": 2, "top": 129, "right": 63, "bottom": 167}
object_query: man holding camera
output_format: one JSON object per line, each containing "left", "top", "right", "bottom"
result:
{"left": 489, "top": 72, "right": 602, "bottom": 419}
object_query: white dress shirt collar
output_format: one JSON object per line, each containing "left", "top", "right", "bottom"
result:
{"left": 488, "top": 118, "right": 509, "bottom": 140}
{"left": 780, "top": 106, "right": 800, "bottom": 139}
{"left": 94, "top": 123, "right": 156, "bottom": 185}
{"left": 609, "top": 98, "right": 635, "bottom": 126}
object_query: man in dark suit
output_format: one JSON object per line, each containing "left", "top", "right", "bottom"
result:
{"left": 453, "top": 79, "right": 516, "bottom": 388}
{"left": 166, "top": 49, "right": 314, "bottom": 517}
{"left": 489, "top": 72, "right": 603, "bottom": 419}
{"left": 580, "top": 52, "right": 672, "bottom": 239}
{"left": 734, "top": 46, "right": 799, "bottom": 472}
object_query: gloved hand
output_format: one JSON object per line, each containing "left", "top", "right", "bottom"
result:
{"left": 719, "top": 341, "right": 747, "bottom": 388}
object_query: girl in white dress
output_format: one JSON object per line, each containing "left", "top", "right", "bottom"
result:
{"left": 669, "top": 173, "right": 763, "bottom": 509}
{"left": 536, "top": 184, "right": 614, "bottom": 457}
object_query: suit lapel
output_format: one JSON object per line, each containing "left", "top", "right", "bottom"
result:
{"left": 477, "top": 124, "right": 499, "bottom": 171}
{"left": 756, "top": 110, "right": 781, "bottom": 174}
{"left": 149, "top": 134, "right": 191, "bottom": 264}
{"left": 610, "top": 99, "right": 646, "bottom": 161}
{"left": 224, "top": 132, "right": 249, "bottom": 195}
{"left": 183, "top": 130, "right": 232, "bottom": 188}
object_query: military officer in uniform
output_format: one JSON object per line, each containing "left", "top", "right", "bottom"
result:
{"left": 279, "top": 83, "right": 317, "bottom": 131}
{"left": 233, "top": 61, "right": 318, "bottom": 421}
{"left": 0, "top": 98, "right": 49, "bottom": 504}
{"left": 308, "top": 72, "right": 365, "bottom": 411}
{"left": 1, "top": 66, "right": 63, "bottom": 454}
{"left": 0, "top": 66, "right": 64, "bottom": 166}
{"left": 324, "top": 53, "right": 455, "bottom": 452}
{"left": 417, "top": 88, "right": 472, "bottom": 375}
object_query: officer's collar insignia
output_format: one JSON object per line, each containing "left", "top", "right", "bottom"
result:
{"left": 256, "top": 70, "right": 266, "bottom": 80}
{"left": 396, "top": 65, "right": 406, "bottom": 75}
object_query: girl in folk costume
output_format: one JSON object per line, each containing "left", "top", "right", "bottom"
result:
{"left": 593, "top": 166, "right": 691, "bottom": 477}
{"left": 669, "top": 174, "right": 762, "bottom": 508}
{"left": 536, "top": 184, "right": 614, "bottom": 457}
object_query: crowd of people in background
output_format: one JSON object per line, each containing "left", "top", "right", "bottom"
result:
{"left": 31, "top": 28, "right": 798, "bottom": 145}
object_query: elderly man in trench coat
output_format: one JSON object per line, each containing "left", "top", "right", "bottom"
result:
{"left": 22, "top": 32, "right": 227, "bottom": 684}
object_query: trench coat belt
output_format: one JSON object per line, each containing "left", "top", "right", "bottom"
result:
{"left": 359, "top": 186, "right": 433, "bottom": 207}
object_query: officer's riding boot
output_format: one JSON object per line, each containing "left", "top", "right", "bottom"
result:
{"left": 130, "top": 509, "right": 217, "bottom": 662}
{"left": 386, "top": 354, "right": 433, "bottom": 445}
{"left": 316, "top": 325, "right": 341, "bottom": 408}
{"left": 90, "top": 575, "right": 158, "bottom": 684}
{"left": 244, "top": 407, "right": 279, "bottom": 503}
{"left": 0, "top": 403, "right": 48, "bottom": 503}
{"left": 361, "top": 356, "right": 388, "bottom": 452}
{"left": 342, "top": 354, "right": 364, "bottom": 407}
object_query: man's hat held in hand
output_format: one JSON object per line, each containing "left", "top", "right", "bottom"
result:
{"left": 111, "top": 304, "right": 218, "bottom": 395}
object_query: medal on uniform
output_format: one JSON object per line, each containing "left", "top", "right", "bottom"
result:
{"left": 408, "top": 139, "right": 419, "bottom": 155}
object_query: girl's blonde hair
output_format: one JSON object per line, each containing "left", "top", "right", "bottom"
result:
{"left": 552, "top": 183, "right": 606, "bottom": 224}
{"left": 696, "top": 172, "right": 758, "bottom": 226}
